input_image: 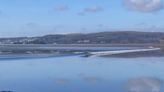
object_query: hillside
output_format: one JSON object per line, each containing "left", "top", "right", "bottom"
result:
{"left": 0, "top": 31, "right": 164, "bottom": 44}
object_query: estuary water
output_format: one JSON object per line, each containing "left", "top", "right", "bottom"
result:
{"left": 0, "top": 55, "right": 164, "bottom": 92}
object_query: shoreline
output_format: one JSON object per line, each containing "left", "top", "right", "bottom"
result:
{"left": 0, "top": 44, "right": 163, "bottom": 58}
{"left": 102, "top": 50, "right": 164, "bottom": 58}
{"left": 0, "top": 49, "right": 164, "bottom": 59}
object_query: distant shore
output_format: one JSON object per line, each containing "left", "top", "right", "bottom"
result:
{"left": 0, "top": 43, "right": 162, "bottom": 47}
{"left": 0, "top": 44, "right": 164, "bottom": 58}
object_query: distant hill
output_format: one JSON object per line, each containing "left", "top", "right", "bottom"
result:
{"left": 0, "top": 31, "right": 164, "bottom": 44}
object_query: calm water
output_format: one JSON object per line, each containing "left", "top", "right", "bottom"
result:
{"left": 0, "top": 55, "right": 164, "bottom": 92}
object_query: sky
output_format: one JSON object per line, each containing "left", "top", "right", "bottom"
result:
{"left": 0, "top": 0, "right": 164, "bottom": 37}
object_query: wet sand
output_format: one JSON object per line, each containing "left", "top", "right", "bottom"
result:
{"left": 103, "top": 50, "right": 164, "bottom": 58}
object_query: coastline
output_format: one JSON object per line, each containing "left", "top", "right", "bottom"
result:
{"left": 0, "top": 44, "right": 163, "bottom": 58}
{"left": 102, "top": 50, "right": 164, "bottom": 58}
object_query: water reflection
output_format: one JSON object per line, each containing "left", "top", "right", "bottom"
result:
{"left": 0, "top": 56, "right": 164, "bottom": 92}
{"left": 125, "top": 77, "right": 163, "bottom": 92}
{"left": 83, "top": 77, "right": 104, "bottom": 84}
{"left": 55, "top": 78, "right": 70, "bottom": 85}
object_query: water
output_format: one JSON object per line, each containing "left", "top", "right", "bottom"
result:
{"left": 0, "top": 55, "right": 164, "bottom": 92}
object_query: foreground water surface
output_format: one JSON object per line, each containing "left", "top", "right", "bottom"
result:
{"left": 0, "top": 55, "right": 164, "bottom": 92}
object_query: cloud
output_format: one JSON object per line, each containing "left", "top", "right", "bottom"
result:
{"left": 54, "top": 5, "right": 69, "bottom": 11}
{"left": 97, "top": 24, "right": 104, "bottom": 27}
{"left": 130, "top": 24, "right": 164, "bottom": 32}
{"left": 26, "top": 22, "right": 38, "bottom": 28}
{"left": 85, "top": 6, "right": 103, "bottom": 13}
{"left": 77, "top": 12, "right": 85, "bottom": 16}
{"left": 77, "top": 6, "right": 103, "bottom": 16}
{"left": 125, "top": 77, "right": 163, "bottom": 92}
{"left": 136, "top": 22, "right": 147, "bottom": 26}
{"left": 124, "top": 0, "right": 163, "bottom": 12}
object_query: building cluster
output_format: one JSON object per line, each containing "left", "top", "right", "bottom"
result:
{"left": 0, "top": 38, "right": 37, "bottom": 44}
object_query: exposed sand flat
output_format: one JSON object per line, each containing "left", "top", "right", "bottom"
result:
{"left": 103, "top": 50, "right": 164, "bottom": 58}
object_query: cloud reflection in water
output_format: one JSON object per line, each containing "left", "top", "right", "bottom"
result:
{"left": 55, "top": 78, "right": 70, "bottom": 85}
{"left": 125, "top": 77, "right": 163, "bottom": 92}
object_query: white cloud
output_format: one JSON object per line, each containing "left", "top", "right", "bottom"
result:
{"left": 85, "top": 6, "right": 103, "bottom": 13}
{"left": 124, "top": 0, "right": 163, "bottom": 12}
{"left": 54, "top": 5, "right": 69, "bottom": 11}
{"left": 77, "top": 6, "right": 103, "bottom": 16}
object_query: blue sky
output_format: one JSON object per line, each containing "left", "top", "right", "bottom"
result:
{"left": 0, "top": 0, "right": 164, "bottom": 37}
